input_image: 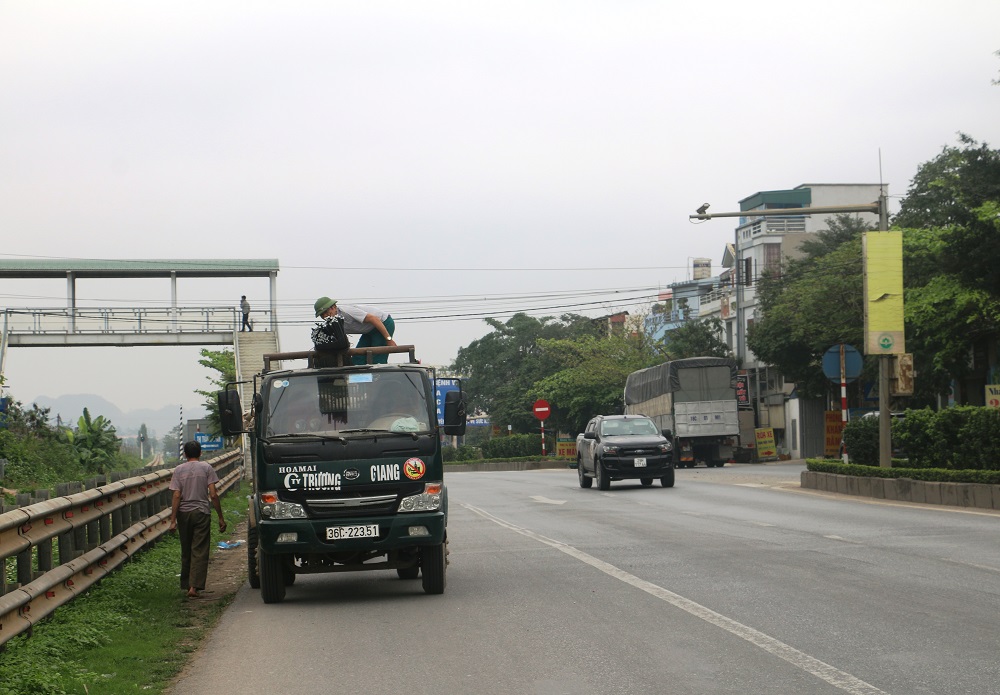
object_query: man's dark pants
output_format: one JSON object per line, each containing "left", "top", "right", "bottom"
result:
{"left": 177, "top": 510, "right": 212, "bottom": 591}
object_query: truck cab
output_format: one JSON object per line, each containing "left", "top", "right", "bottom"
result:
{"left": 218, "top": 346, "right": 466, "bottom": 603}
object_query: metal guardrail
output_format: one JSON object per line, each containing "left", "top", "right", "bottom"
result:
{"left": 0, "top": 450, "right": 243, "bottom": 647}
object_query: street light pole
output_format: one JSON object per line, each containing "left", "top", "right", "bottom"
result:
{"left": 690, "top": 191, "right": 892, "bottom": 463}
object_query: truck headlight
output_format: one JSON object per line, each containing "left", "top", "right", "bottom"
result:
{"left": 601, "top": 445, "right": 619, "bottom": 455}
{"left": 399, "top": 482, "right": 443, "bottom": 513}
{"left": 658, "top": 442, "right": 673, "bottom": 453}
{"left": 259, "top": 491, "right": 307, "bottom": 519}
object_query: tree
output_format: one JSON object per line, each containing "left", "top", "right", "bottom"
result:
{"left": 661, "top": 317, "right": 733, "bottom": 361}
{"left": 532, "top": 330, "right": 661, "bottom": 435}
{"left": 893, "top": 135, "right": 1000, "bottom": 295}
{"left": 796, "top": 214, "right": 873, "bottom": 260}
{"left": 195, "top": 349, "right": 236, "bottom": 436}
{"left": 748, "top": 238, "right": 866, "bottom": 398}
{"left": 161, "top": 422, "right": 183, "bottom": 461}
{"left": 65, "top": 408, "right": 120, "bottom": 474}
{"left": 451, "top": 313, "right": 599, "bottom": 433}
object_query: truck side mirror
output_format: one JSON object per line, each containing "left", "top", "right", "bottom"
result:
{"left": 218, "top": 389, "right": 246, "bottom": 436}
{"left": 442, "top": 389, "right": 466, "bottom": 436}
{"left": 583, "top": 431, "right": 597, "bottom": 440}
{"left": 662, "top": 429, "right": 673, "bottom": 440}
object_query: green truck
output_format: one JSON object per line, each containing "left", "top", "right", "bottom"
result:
{"left": 218, "top": 346, "right": 466, "bottom": 603}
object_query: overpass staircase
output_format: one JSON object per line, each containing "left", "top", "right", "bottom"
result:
{"left": 234, "top": 331, "right": 281, "bottom": 413}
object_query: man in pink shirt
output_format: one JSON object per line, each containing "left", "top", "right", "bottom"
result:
{"left": 169, "top": 441, "right": 227, "bottom": 598}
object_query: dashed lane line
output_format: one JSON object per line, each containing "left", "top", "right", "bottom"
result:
{"left": 462, "top": 502, "right": 889, "bottom": 695}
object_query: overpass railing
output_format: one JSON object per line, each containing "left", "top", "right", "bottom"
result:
{"left": 0, "top": 450, "right": 243, "bottom": 647}
{"left": 1, "top": 306, "right": 273, "bottom": 335}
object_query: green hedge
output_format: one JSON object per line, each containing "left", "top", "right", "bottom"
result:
{"left": 807, "top": 459, "right": 1000, "bottom": 485}
{"left": 479, "top": 433, "right": 554, "bottom": 460}
{"left": 840, "top": 406, "right": 1000, "bottom": 470}
{"left": 441, "top": 445, "right": 482, "bottom": 462}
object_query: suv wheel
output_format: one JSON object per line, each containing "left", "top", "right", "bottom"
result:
{"left": 661, "top": 468, "right": 675, "bottom": 488}
{"left": 596, "top": 460, "right": 611, "bottom": 491}
{"left": 578, "top": 459, "right": 593, "bottom": 488}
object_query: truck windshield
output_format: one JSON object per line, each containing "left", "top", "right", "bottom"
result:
{"left": 264, "top": 371, "right": 433, "bottom": 436}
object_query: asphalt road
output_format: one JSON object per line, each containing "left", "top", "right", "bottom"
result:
{"left": 171, "top": 463, "right": 1000, "bottom": 695}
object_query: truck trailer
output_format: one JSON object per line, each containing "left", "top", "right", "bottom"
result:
{"left": 623, "top": 357, "right": 739, "bottom": 468}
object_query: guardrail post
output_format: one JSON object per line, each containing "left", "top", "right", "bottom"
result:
{"left": 109, "top": 471, "right": 125, "bottom": 536}
{"left": 84, "top": 477, "right": 103, "bottom": 552}
{"left": 69, "top": 483, "right": 86, "bottom": 559}
{"left": 16, "top": 547, "right": 31, "bottom": 587}
{"left": 55, "top": 483, "right": 76, "bottom": 564}
{"left": 37, "top": 537, "right": 53, "bottom": 575}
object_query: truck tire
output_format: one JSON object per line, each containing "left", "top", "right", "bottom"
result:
{"left": 282, "top": 560, "right": 296, "bottom": 586}
{"left": 596, "top": 461, "right": 611, "bottom": 491}
{"left": 421, "top": 541, "right": 446, "bottom": 595}
{"left": 259, "top": 548, "right": 286, "bottom": 604}
{"left": 397, "top": 566, "right": 420, "bottom": 580}
{"left": 661, "top": 468, "right": 675, "bottom": 488}
{"left": 247, "top": 525, "right": 260, "bottom": 589}
{"left": 578, "top": 459, "right": 593, "bottom": 488}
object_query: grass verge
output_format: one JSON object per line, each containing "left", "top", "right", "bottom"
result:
{"left": 0, "top": 490, "right": 247, "bottom": 695}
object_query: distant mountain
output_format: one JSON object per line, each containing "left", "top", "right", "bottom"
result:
{"left": 28, "top": 394, "right": 206, "bottom": 439}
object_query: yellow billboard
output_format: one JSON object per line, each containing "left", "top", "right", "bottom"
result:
{"left": 863, "top": 231, "right": 905, "bottom": 354}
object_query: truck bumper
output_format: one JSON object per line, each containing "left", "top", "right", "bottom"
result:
{"left": 256, "top": 511, "right": 446, "bottom": 555}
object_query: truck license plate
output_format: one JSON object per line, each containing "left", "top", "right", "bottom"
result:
{"left": 634, "top": 458, "right": 647, "bottom": 467}
{"left": 326, "top": 524, "right": 379, "bottom": 540}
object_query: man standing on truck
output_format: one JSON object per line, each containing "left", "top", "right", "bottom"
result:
{"left": 169, "top": 441, "right": 227, "bottom": 599}
{"left": 314, "top": 296, "right": 396, "bottom": 364}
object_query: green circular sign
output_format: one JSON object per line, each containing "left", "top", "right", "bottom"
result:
{"left": 878, "top": 334, "right": 895, "bottom": 350}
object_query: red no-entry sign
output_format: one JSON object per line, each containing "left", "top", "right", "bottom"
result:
{"left": 533, "top": 399, "right": 550, "bottom": 421}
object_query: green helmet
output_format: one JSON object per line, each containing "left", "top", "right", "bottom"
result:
{"left": 314, "top": 296, "right": 337, "bottom": 317}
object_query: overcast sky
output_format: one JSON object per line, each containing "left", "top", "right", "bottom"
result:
{"left": 2, "top": 1, "right": 999, "bottom": 424}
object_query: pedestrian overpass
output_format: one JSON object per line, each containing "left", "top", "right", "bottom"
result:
{"left": 0, "top": 259, "right": 283, "bottom": 410}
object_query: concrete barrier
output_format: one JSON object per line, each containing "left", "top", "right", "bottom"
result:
{"left": 800, "top": 471, "right": 1000, "bottom": 510}
{"left": 446, "top": 460, "right": 570, "bottom": 473}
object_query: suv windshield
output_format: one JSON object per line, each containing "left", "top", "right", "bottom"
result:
{"left": 600, "top": 418, "right": 659, "bottom": 437}
{"left": 264, "top": 371, "right": 432, "bottom": 436}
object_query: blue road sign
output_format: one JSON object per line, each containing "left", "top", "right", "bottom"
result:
{"left": 195, "top": 431, "right": 224, "bottom": 451}
{"left": 822, "top": 344, "right": 863, "bottom": 383}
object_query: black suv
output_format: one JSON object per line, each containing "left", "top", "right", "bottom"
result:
{"left": 576, "top": 415, "right": 674, "bottom": 490}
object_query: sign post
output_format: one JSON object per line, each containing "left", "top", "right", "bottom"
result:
{"left": 823, "top": 343, "right": 862, "bottom": 463}
{"left": 532, "top": 399, "right": 550, "bottom": 456}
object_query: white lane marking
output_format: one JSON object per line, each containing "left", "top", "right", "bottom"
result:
{"left": 752, "top": 521, "right": 776, "bottom": 527}
{"left": 824, "top": 535, "right": 863, "bottom": 544}
{"left": 940, "top": 557, "right": 1000, "bottom": 574}
{"left": 530, "top": 496, "right": 566, "bottom": 505}
{"left": 462, "top": 503, "right": 889, "bottom": 695}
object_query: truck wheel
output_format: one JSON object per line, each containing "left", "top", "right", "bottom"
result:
{"left": 421, "top": 542, "right": 446, "bottom": 595}
{"left": 640, "top": 478, "right": 653, "bottom": 487}
{"left": 596, "top": 461, "right": 611, "bottom": 491}
{"left": 578, "top": 460, "right": 593, "bottom": 488}
{"left": 661, "top": 468, "right": 675, "bottom": 488}
{"left": 259, "top": 548, "right": 286, "bottom": 604}
{"left": 247, "top": 525, "right": 260, "bottom": 589}
{"left": 397, "top": 566, "right": 420, "bottom": 580}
